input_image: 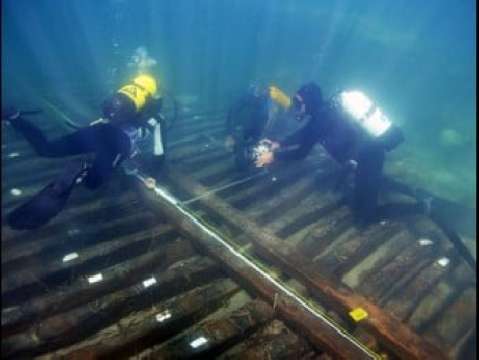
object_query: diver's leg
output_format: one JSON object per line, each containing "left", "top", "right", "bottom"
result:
{"left": 8, "top": 116, "right": 69, "bottom": 156}
{"left": 82, "top": 151, "right": 126, "bottom": 190}
{"left": 353, "top": 143, "right": 385, "bottom": 225}
{"left": 6, "top": 160, "right": 88, "bottom": 230}
{"left": 9, "top": 118, "right": 113, "bottom": 157}
{"left": 9, "top": 116, "right": 95, "bottom": 157}
{"left": 81, "top": 126, "right": 131, "bottom": 190}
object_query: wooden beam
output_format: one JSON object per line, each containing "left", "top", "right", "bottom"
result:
{"left": 141, "top": 299, "right": 275, "bottom": 359}
{"left": 157, "top": 169, "right": 447, "bottom": 360}
{"left": 135, "top": 176, "right": 381, "bottom": 359}
{"left": 218, "top": 319, "right": 313, "bottom": 359}
{"left": 44, "top": 279, "right": 241, "bottom": 359}
{"left": 3, "top": 256, "right": 221, "bottom": 358}
{"left": 2, "top": 238, "right": 196, "bottom": 337}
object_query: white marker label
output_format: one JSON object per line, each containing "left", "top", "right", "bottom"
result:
{"left": 155, "top": 310, "right": 172, "bottom": 322}
{"left": 418, "top": 238, "right": 434, "bottom": 246}
{"left": 87, "top": 273, "right": 103, "bottom": 284}
{"left": 62, "top": 253, "right": 79, "bottom": 262}
{"left": 143, "top": 277, "right": 157, "bottom": 288}
{"left": 437, "top": 257, "right": 450, "bottom": 267}
{"left": 10, "top": 188, "right": 22, "bottom": 196}
{"left": 190, "top": 336, "right": 208, "bottom": 348}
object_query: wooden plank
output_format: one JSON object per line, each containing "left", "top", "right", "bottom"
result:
{"left": 2, "top": 224, "right": 175, "bottom": 298}
{"left": 2, "top": 208, "right": 150, "bottom": 269}
{"left": 2, "top": 194, "right": 140, "bottom": 262}
{"left": 2, "top": 238, "right": 197, "bottom": 337}
{"left": 169, "top": 141, "right": 224, "bottom": 164}
{"left": 159, "top": 169, "right": 446, "bottom": 359}
{"left": 296, "top": 206, "right": 351, "bottom": 259}
{"left": 408, "top": 262, "right": 473, "bottom": 332}
{"left": 327, "top": 221, "right": 405, "bottom": 279}
{"left": 217, "top": 319, "right": 313, "bottom": 360}
{"left": 230, "top": 164, "right": 315, "bottom": 209}
{"left": 178, "top": 151, "right": 232, "bottom": 174}
{"left": 254, "top": 170, "right": 338, "bottom": 227}
{"left": 357, "top": 239, "right": 439, "bottom": 304}
{"left": 342, "top": 230, "right": 414, "bottom": 290}
{"left": 425, "top": 286, "right": 476, "bottom": 350}
{"left": 195, "top": 163, "right": 237, "bottom": 187}
{"left": 383, "top": 251, "right": 459, "bottom": 321}
{"left": 2, "top": 256, "right": 222, "bottom": 358}
{"left": 137, "top": 177, "right": 379, "bottom": 359}
{"left": 246, "top": 173, "right": 325, "bottom": 222}
{"left": 138, "top": 299, "right": 275, "bottom": 359}
{"left": 38, "top": 279, "right": 241, "bottom": 359}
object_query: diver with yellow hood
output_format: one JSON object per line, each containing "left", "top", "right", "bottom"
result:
{"left": 2, "top": 74, "right": 166, "bottom": 230}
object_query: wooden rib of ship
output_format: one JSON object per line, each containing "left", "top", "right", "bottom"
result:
{"left": 1, "top": 97, "right": 476, "bottom": 359}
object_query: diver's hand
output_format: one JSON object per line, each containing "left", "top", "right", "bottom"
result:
{"left": 143, "top": 177, "right": 157, "bottom": 189}
{"left": 225, "top": 136, "right": 235, "bottom": 150}
{"left": 260, "top": 138, "right": 280, "bottom": 150}
{"left": 2, "top": 106, "right": 20, "bottom": 121}
{"left": 255, "top": 150, "right": 274, "bottom": 167}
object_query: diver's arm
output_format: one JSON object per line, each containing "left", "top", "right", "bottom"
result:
{"left": 274, "top": 121, "right": 319, "bottom": 161}
{"left": 275, "top": 133, "right": 317, "bottom": 161}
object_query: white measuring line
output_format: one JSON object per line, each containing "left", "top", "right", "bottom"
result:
{"left": 130, "top": 169, "right": 381, "bottom": 359}
{"left": 181, "top": 170, "right": 268, "bottom": 205}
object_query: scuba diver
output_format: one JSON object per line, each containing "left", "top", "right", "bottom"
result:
{"left": 254, "top": 82, "right": 404, "bottom": 225}
{"left": 2, "top": 74, "right": 167, "bottom": 230}
{"left": 225, "top": 84, "right": 297, "bottom": 171}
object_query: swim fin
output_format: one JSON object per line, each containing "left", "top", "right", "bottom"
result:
{"left": 7, "top": 161, "right": 87, "bottom": 230}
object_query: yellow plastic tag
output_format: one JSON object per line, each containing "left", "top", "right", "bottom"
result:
{"left": 118, "top": 84, "right": 148, "bottom": 111}
{"left": 349, "top": 307, "right": 368, "bottom": 322}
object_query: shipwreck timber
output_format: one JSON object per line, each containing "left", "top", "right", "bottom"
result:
{"left": 1, "top": 100, "right": 476, "bottom": 359}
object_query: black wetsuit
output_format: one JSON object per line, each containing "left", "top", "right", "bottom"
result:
{"left": 9, "top": 98, "right": 165, "bottom": 189}
{"left": 276, "top": 96, "right": 404, "bottom": 224}
{"left": 226, "top": 93, "right": 270, "bottom": 170}
{"left": 5, "top": 99, "right": 165, "bottom": 230}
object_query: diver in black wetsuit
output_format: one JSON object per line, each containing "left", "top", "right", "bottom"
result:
{"left": 225, "top": 84, "right": 296, "bottom": 171}
{"left": 2, "top": 74, "right": 167, "bottom": 230}
{"left": 255, "top": 82, "right": 404, "bottom": 225}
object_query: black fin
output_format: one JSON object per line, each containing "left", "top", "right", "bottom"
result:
{"left": 7, "top": 161, "right": 86, "bottom": 230}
